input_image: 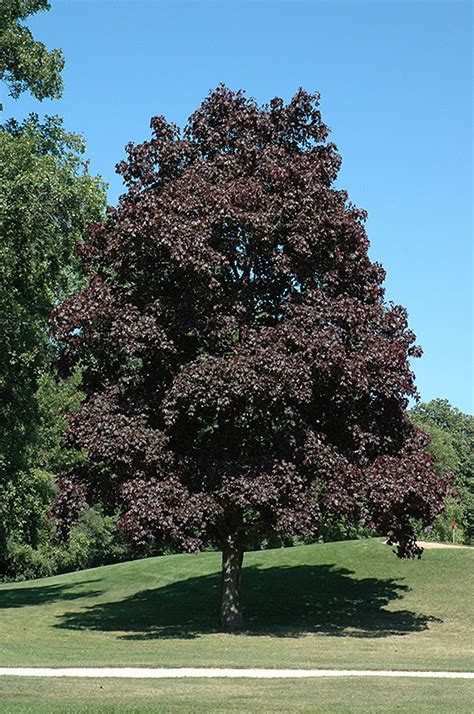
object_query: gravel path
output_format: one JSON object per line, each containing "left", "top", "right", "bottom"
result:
{"left": 0, "top": 668, "right": 472, "bottom": 679}
{"left": 417, "top": 541, "right": 472, "bottom": 549}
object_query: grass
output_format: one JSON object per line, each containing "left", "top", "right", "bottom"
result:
{"left": 1, "top": 677, "right": 473, "bottom": 713}
{"left": 0, "top": 538, "right": 472, "bottom": 670}
{"left": 0, "top": 538, "right": 472, "bottom": 711}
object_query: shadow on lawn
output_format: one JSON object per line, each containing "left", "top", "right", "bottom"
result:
{"left": 55, "top": 563, "right": 440, "bottom": 640}
{"left": 0, "top": 580, "right": 102, "bottom": 608}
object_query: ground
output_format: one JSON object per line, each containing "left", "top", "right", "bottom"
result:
{"left": 1, "top": 676, "right": 473, "bottom": 713}
{"left": 0, "top": 538, "right": 472, "bottom": 712}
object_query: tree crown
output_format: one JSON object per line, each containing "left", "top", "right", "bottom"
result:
{"left": 52, "top": 87, "right": 448, "bottom": 558}
{"left": 0, "top": 0, "right": 64, "bottom": 108}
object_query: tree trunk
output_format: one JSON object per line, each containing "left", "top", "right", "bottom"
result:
{"left": 220, "top": 536, "right": 244, "bottom": 631}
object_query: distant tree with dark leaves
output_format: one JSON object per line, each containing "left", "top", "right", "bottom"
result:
{"left": 52, "top": 87, "right": 448, "bottom": 630}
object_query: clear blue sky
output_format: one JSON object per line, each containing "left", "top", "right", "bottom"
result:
{"left": 6, "top": 0, "right": 472, "bottom": 412}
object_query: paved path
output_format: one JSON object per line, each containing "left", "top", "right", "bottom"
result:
{"left": 0, "top": 668, "right": 472, "bottom": 679}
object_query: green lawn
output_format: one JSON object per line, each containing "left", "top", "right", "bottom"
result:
{"left": 1, "top": 676, "right": 473, "bottom": 713}
{"left": 0, "top": 539, "right": 473, "bottom": 711}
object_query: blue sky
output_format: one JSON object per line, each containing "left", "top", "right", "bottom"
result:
{"left": 5, "top": 0, "right": 472, "bottom": 412}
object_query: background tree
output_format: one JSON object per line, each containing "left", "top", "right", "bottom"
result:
{"left": 0, "top": 0, "right": 63, "bottom": 109}
{"left": 52, "top": 87, "right": 448, "bottom": 630}
{"left": 0, "top": 0, "right": 110, "bottom": 579}
{"left": 0, "top": 115, "right": 106, "bottom": 574}
{"left": 411, "top": 399, "right": 473, "bottom": 543}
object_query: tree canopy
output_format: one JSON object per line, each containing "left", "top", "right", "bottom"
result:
{"left": 411, "top": 399, "right": 473, "bottom": 543}
{"left": 0, "top": 0, "right": 113, "bottom": 580}
{"left": 0, "top": 0, "right": 63, "bottom": 108}
{"left": 0, "top": 114, "right": 105, "bottom": 571}
{"left": 52, "top": 87, "right": 448, "bottom": 629}
{"left": 411, "top": 399, "right": 473, "bottom": 481}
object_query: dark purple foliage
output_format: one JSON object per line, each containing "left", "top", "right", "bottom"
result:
{"left": 51, "top": 86, "right": 448, "bottom": 560}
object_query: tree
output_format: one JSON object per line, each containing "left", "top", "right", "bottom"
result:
{"left": 411, "top": 400, "right": 473, "bottom": 480}
{"left": 411, "top": 399, "right": 473, "bottom": 543}
{"left": 0, "top": 0, "right": 107, "bottom": 578}
{"left": 0, "top": 115, "right": 105, "bottom": 572}
{"left": 0, "top": 0, "right": 64, "bottom": 109}
{"left": 52, "top": 87, "right": 448, "bottom": 630}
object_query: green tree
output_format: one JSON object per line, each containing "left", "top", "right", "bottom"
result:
{"left": 0, "top": 0, "right": 109, "bottom": 579}
{"left": 0, "top": 0, "right": 63, "bottom": 109}
{"left": 33, "top": 365, "right": 85, "bottom": 476}
{"left": 411, "top": 399, "right": 474, "bottom": 543}
{"left": 0, "top": 115, "right": 106, "bottom": 572}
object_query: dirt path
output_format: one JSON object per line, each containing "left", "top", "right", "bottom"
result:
{"left": 0, "top": 668, "right": 472, "bottom": 679}
{"left": 417, "top": 541, "right": 472, "bottom": 549}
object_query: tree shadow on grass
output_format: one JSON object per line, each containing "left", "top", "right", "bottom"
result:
{"left": 55, "top": 563, "right": 440, "bottom": 640}
{"left": 0, "top": 581, "right": 102, "bottom": 608}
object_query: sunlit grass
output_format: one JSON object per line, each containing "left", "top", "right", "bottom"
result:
{"left": 1, "top": 538, "right": 472, "bottom": 673}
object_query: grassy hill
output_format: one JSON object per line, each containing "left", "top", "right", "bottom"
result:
{"left": 0, "top": 538, "right": 473, "bottom": 712}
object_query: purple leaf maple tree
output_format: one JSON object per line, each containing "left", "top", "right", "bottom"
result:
{"left": 51, "top": 87, "right": 448, "bottom": 630}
